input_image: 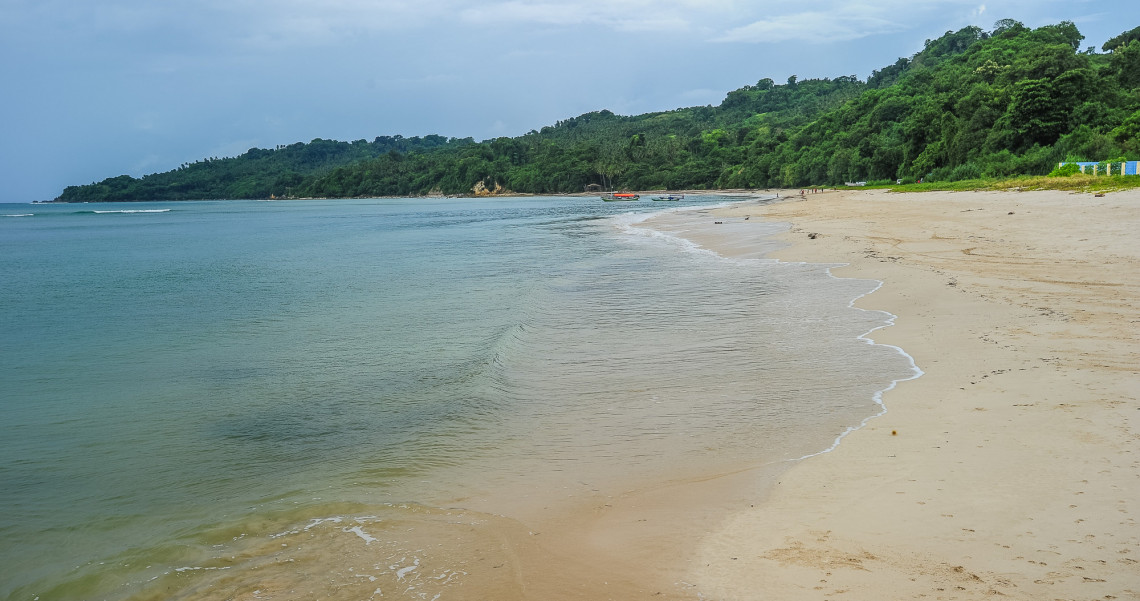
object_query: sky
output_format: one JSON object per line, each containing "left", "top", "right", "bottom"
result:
{"left": 0, "top": 0, "right": 1133, "bottom": 201}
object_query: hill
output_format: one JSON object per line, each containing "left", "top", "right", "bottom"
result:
{"left": 56, "top": 19, "right": 1140, "bottom": 201}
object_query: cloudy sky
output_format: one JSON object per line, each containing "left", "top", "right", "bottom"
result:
{"left": 0, "top": 0, "right": 1132, "bottom": 201}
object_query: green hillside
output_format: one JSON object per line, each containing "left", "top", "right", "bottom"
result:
{"left": 56, "top": 20, "right": 1140, "bottom": 201}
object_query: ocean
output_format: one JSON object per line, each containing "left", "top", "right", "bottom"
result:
{"left": 0, "top": 196, "right": 917, "bottom": 600}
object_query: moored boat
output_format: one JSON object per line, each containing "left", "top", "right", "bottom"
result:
{"left": 651, "top": 194, "right": 684, "bottom": 201}
{"left": 601, "top": 193, "right": 640, "bottom": 201}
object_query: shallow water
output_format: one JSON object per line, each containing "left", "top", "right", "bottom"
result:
{"left": 0, "top": 196, "right": 915, "bottom": 600}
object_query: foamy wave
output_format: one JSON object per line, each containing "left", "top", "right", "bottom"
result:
{"left": 623, "top": 199, "right": 923, "bottom": 463}
{"left": 92, "top": 209, "right": 172, "bottom": 214}
{"left": 394, "top": 557, "right": 420, "bottom": 580}
{"left": 303, "top": 516, "right": 344, "bottom": 530}
{"left": 611, "top": 210, "right": 715, "bottom": 257}
{"left": 611, "top": 199, "right": 767, "bottom": 260}
{"left": 3, "top": 213, "right": 33, "bottom": 217}
{"left": 344, "top": 525, "right": 377, "bottom": 544}
{"left": 792, "top": 273, "right": 924, "bottom": 462}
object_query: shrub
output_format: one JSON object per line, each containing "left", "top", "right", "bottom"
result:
{"left": 1048, "top": 163, "right": 1081, "bottom": 177}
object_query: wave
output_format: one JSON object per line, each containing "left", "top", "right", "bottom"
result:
{"left": 619, "top": 198, "right": 923, "bottom": 464}
{"left": 90, "top": 209, "right": 172, "bottom": 214}
{"left": 3, "top": 209, "right": 173, "bottom": 218}
{"left": 791, "top": 274, "right": 924, "bottom": 461}
{"left": 610, "top": 199, "right": 774, "bottom": 261}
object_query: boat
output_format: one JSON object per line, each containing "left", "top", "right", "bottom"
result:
{"left": 651, "top": 194, "right": 684, "bottom": 201}
{"left": 601, "top": 193, "right": 640, "bottom": 201}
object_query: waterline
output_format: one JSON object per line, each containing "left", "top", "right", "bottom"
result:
{"left": 0, "top": 196, "right": 915, "bottom": 600}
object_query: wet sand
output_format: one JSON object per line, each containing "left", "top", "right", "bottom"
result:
{"left": 692, "top": 188, "right": 1140, "bottom": 599}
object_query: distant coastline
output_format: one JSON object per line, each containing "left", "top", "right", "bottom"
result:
{"left": 47, "top": 188, "right": 781, "bottom": 202}
{"left": 53, "top": 21, "right": 1140, "bottom": 204}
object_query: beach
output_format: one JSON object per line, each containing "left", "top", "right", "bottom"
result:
{"left": 1, "top": 196, "right": 910, "bottom": 601}
{"left": 3, "top": 191, "right": 1136, "bottom": 600}
{"left": 689, "top": 188, "right": 1140, "bottom": 599}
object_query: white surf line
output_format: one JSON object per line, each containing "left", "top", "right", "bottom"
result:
{"left": 789, "top": 271, "right": 924, "bottom": 462}
{"left": 92, "top": 209, "right": 172, "bottom": 213}
{"left": 620, "top": 197, "right": 924, "bottom": 463}
{"left": 613, "top": 195, "right": 780, "bottom": 229}
{"left": 610, "top": 196, "right": 779, "bottom": 258}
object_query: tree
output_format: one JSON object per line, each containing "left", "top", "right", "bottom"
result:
{"left": 992, "top": 19, "right": 1025, "bottom": 36}
{"left": 1110, "top": 40, "right": 1140, "bottom": 89}
{"left": 1103, "top": 25, "right": 1140, "bottom": 52}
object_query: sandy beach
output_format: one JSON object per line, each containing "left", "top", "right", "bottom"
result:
{"left": 688, "top": 188, "right": 1140, "bottom": 599}
{"left": 15, "top": 189, "right": 1135, "bottom": 601}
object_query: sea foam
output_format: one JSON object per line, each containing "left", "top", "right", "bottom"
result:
{"left": 91, "top": 209, "right": 172, "bottom": 214}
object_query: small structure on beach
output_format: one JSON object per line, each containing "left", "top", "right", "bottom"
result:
{"left": 1058, "top": 161, "right": 1140, "bottom": 175}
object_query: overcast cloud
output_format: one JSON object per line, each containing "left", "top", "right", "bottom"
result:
{"left": 0, "top": 0, "right": 1132, "bottom": 200}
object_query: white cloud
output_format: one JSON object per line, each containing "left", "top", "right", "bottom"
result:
{"left": 7, "top": 0, "right": 1117, "bottom": 46}
{"left": 10, "top": 0, "right": 994, "bottom": 50}
{"left": 710, "top": 0, "right": 1037, "bottom": 44}
{"left": 456, "top": 0, "right": 730, "bottom": 32}
{"left": 718, "top": 11, "right": 904, "bottom": 43}
{"left": 459, "top": 2, "right": 586, "bottom": 26}
{"left": 209, "top": 0, "right": 742, "bottom": 38}
{"left": 214, "top": 0, "right": 454, "bottom": 45}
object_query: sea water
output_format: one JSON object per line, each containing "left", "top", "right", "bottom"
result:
{"left": 0, "top": 196, "right": 916, "bottom": 600}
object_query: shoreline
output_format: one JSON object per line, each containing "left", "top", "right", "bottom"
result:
{"left": 790, "top": 270, "right": 923, "bottom": 462}
{"left": 13, "top": 189, "right": 1135, "bottom": 600}
{"left": 632, "top": 198, "right": 924, "bottom": 465}
{"left": 23, "top": 194, "right": 882, "bottom": 601}
{"left": 691, "top": 188, "right": 1140, "bottom": 599}
{"left": 39, "top": 189, "right": 779, "bottom": 203}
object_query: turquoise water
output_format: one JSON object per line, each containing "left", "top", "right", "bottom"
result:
{"left": 0, "top": 197, "right": 915, "bottom": 600}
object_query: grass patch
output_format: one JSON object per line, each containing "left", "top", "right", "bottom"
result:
{"left": 832, "top": 174, "right": 1140, "bottom": 193}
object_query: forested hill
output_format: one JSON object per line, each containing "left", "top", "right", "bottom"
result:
{"left": 57, "top": 20, "right": 1140, "bottom": 201}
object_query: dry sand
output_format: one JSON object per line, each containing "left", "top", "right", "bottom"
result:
{"left": 689, "top": 188, "right": 1140, "bottom": 600}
